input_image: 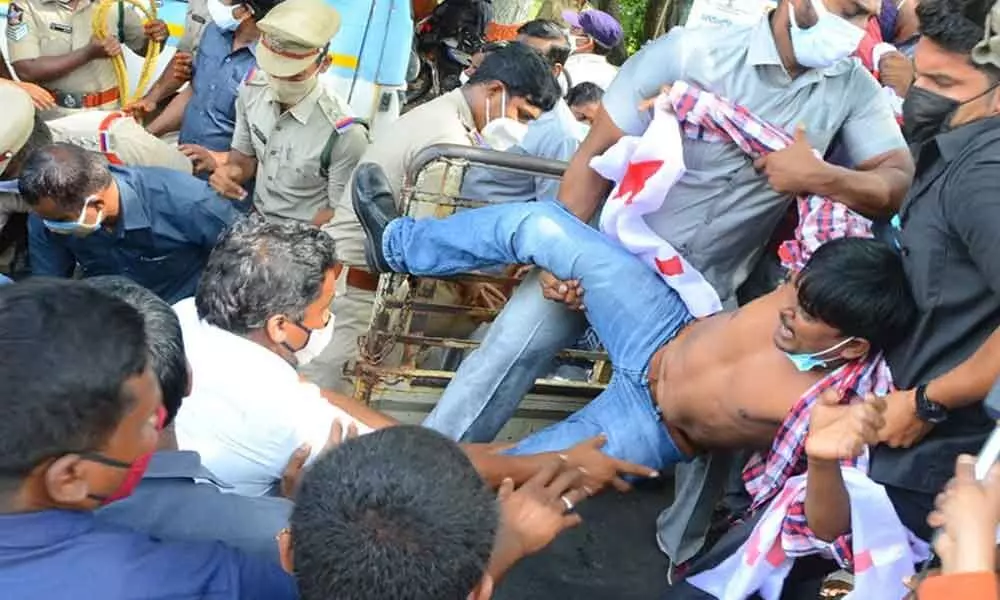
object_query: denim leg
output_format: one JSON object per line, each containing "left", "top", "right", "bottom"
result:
{"left": 505, "top": 373, "right": 687, "bottom": 472}
{"left": 384, "top": 200, "right": 694, "bottom": 372}
{"left": 422, "top": 269, "right": 586, "bottom": 442}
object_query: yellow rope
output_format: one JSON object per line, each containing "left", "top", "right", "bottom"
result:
{"left": 91, "top": 0, "right": 161, "bottom": 106}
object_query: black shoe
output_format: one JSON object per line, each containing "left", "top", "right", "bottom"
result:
{"left": 352, "top": 162, "right": 400, "bottom": 273}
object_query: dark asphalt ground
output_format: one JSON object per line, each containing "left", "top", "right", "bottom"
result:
{"left": 495, "top": 478, "right": 674, "bottom": 600}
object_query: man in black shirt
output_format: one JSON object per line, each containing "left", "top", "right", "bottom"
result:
{"left": 875, "top": 0, "right": 1000, "bottom": 539}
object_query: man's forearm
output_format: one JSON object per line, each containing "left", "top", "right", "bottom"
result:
{"left": 811, "top": 151, "right": 914, "bottom": 218}
{"left": 927, "top": 327, "right": 1000, "bottom": 410}
{"left": 13, "top": 49, "right": 96, "bottom": 84}
{"left": 313, "top": 386, "right": 398, "bottom": 429}
{"left": 558, "top": 150, "right": 613, "bottom": 222}
{"left": 143, "top": 55, "right": 186, "bottom": 105}
{"left": 557, "top": 107, "right": 620, "bottom": 222}
{"left": 804, "top": 458, "right": 852, "bottom": 542}
{"left": 146, "top": 87, "right": 192, "bottom": 137}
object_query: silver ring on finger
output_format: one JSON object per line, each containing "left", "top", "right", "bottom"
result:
{"left": 561, "top": 494, "right": 574, "bottom": 512}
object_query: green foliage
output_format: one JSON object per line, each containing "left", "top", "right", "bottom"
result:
{"left": 618, "top": 0, "right": 650, "bottom": 54}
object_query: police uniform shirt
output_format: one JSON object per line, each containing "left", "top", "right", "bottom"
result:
{"left": 178, "top": 0, "right": 209, "bottom": 54}
{"left": 6, "top": 0, "right": 146, "bottom": 111}
{"left": 324, "top": 88, "right": 477, "bottom": 267}
{"left": 231, "top": 71, "right": 368, "bottom": 224}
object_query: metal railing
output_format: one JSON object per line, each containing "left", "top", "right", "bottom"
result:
{"left": 352, "top": 143, "right": 611, "bottom": 412}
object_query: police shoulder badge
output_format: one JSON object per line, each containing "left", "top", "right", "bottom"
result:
{"left": 6, "top": 3, "right": 29, "bottom": 42}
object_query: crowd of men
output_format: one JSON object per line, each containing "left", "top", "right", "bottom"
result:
{"left": 1, "top": 0, "right": 1000, "bottom": 597}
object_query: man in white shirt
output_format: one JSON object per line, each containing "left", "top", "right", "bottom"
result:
{"left": 173, "top": 216, "right": 389, "bottom": 496}
{"left": 561, "top": 9, "right": 622, "bottom": 90}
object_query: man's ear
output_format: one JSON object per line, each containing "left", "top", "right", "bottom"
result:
{"left": 184, "top": 359, "right": 194, "bottom": 398}
{"left": 277, "top": 529, "right": 295, "bottom": 575}
{"left": 44, "top": 454, "right": 92, "bottom": 506}
{"left": 840, "top": 338, "right": 871, "bottom": 361}
{"left": 265, "top": 314, "right": 290, "bottom": 346}
{"left": 319, "top": 54, "right": 332, "bottom": 74}
{"left": 467, "top": 573, "right": 494, "bottom": 600}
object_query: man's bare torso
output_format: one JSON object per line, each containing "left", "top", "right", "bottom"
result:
{"left": 651, "top": 285, "right": 824, "bottom": 453}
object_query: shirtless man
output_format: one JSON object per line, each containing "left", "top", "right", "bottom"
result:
{"left": 353, "top": 164, "right": 917, "bottom": 469}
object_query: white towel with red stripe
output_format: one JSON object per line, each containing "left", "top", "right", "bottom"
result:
{"left": 589, "top": 93, "right": 723, "bottom": 318}
{"left": 686, "top": 467, "right": 929, "bottom": 600}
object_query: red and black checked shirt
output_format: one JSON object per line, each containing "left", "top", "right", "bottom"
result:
{"left": 667, "top": 81, "right": 895, "bottom": 566}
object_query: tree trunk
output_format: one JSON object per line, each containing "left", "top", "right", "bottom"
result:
{"left": 643, "top": 0, "right": 672, "bottom": 42}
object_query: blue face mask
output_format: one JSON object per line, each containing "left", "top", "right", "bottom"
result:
{"left": 783, "top": 337, "right": 856, "bottom": 372}
{"left": 42, "top": 195, "right": 103, "bottom": 236}
{"left": 0, "top": 179, "right": 19, "bottom": 194}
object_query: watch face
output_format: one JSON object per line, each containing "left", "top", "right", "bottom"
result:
{"left": 917, "top": 393, "right": 948, "bottom": 424}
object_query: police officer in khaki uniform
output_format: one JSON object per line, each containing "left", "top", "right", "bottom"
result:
{"left": 314, "top": 43, "right": 557, "bottom": 395}
{"left": 0, "top": 83, "right": 39, "bottom": 239}
{"left": 6, "top": 0, "right": 168, "bottom": 117}
{"left": 209, "top": 0, "right": 367, "bottom": 227}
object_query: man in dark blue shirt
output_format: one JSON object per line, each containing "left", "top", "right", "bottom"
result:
{"left": 141, "top": 0, "right": 281, "bottom": 175}
{"left": 0, "top": 279, "right": 297, "bottom": 599}
{"left": 21, "top": 143, "right": 241, "bottom": 303}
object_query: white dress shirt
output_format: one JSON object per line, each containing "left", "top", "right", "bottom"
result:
{"left": 564, "top": 53, "right": 620, "bottom": 91}
{"left": 173, "top": 298, "right": 372, "bottom": 497}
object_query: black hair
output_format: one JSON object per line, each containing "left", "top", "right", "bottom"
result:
{"left": 87, "top": 276, "right": 187, "bottom": 427}
{"left": 290, "top": 426, "right": 498, "bottom": 600}
{"left": 18, "top": 143, "right": 113, "bottom": 210}
{"left": 566, "top": 81, "right": 604, "bottom": 107}
{"left": 591, "top": 39, "right": 613, "bottom": 56}
{"left": 2, "top": 113, "right": 52, "bottom": 179}
{"left": 918, "top": 0, "right": 1000, "bottom": 80}
{"left": 196, "top": 215, "right": 338, "bottom": 335}
{"left": 0, "top": 279, "right": 148, "bottom": 486}
{"left": 468, "top": 42, "right": 562, "bottom": 112}
{"left": 796, "top": 237, "right": 916, "bottom": 352}
{"left": 517, "top": 19, "right": 572, "bottom": 67}
{"left": 246, "top": 0, "right": 282, "bottom": 20}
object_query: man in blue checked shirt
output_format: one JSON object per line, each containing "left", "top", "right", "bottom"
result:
{"left": 138, "top": 0, "right": 284, "bottom": 175}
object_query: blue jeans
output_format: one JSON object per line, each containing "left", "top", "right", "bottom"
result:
{"left": 384, "top": 200, "right": 695, "bottom": 469}
{"left": 422, "top": 269, "right": 587, "bottom": 441}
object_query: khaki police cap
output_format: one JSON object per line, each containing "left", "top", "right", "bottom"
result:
{"left": 0, "top": 83, "right": 35, "bottom": 177}
{"left": 257, "top": 0, "right": 341, "bottom": 78}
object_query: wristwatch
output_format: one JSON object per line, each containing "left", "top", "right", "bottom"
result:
{"left": 915, "top": 384, "right": 948, "bottom": 424}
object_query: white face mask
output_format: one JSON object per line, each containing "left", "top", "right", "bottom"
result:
{"left": 480, "top": 91, "right": 529, "bottom": 151}
{"left": 207, "top": 0, "right": 244, "bottom": 32}
{"left": 266, "top": 72, "right": 319, "bottom": 106}
{"left": 459, "top": 71, "right": 471, "bottom": 85}
{"left": 789, "top": 0, "right": 865, "bottom": 69}
{"left": 292, "top": 316, "right": 335, "bottom": 366}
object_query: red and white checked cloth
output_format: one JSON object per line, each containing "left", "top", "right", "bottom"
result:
{"left": 590, "top": 80, "right": 877, "bottom": 319}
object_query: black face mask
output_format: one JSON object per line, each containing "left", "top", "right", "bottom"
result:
{"left": 902, "top": 84, "right": 999, "bottom": 145}
{"left": 901, "top": 86, "right": 960, "bottom": 145}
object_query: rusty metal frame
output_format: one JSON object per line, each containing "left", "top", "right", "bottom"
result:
{"left": 353, "top": 144, "right": 611, "bottom": 405}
